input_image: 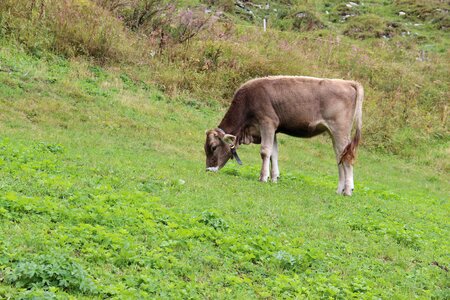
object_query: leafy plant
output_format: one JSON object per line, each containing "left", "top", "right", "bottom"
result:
{"left": 199, "top": 211, "right": 229, "bottom": 231}
{"left": 4, "top": 254, "right": 97, "bottom": 294}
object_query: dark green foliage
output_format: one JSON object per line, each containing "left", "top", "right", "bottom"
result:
{"left": 4, "top": 254, "right": 97, "bottom": 294}
{"left": 199, "top": 211, "right": 229, "bottom": 231}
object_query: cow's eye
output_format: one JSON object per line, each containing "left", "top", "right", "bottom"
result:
{"left": 211, "top": 145, "right": 217, "bottom": 151}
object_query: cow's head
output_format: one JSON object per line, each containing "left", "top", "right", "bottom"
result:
{"left": 204, "top": 128, "right": 238, "bottom": 172}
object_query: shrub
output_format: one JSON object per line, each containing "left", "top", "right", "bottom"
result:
{"left": 272, "top": 5, "right": 325, "bottom": 32}
{"left": 394, "top": 0, "right": 450, "bottom": 30}
{"left": 0, "top": 0, "right": 139, "bottom": 61}
{"left": 51, "top": 1, "right": 130, "bottom": 60}
{"left": 96, "top": 0, "right": 173, "bottom": 32}
{"left": 343, "top": 14, "right": 403, "bottom": 39}
{"left": 328, "top": 1, "right": 364, "bottom": 23}
{"left": 202, "top": 0, "right": 235, "bottom": 13}
{"left": 168, "top": 8, "right": 215, "bottom": 45}
{"left": 94, "top": 1, "right": 216, "bottom": 52}
{"left": 291, "top": 10, "right": 326, "bottom": 31}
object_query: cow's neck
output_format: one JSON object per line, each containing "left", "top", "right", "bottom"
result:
{"left": 217, "top": 120, "right": 238, "bottom": 136}
{"left": 218, "top": 99, "right": 247, "bottom": 141}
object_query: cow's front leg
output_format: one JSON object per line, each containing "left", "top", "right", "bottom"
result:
{"left": 259, "top": 146, "right": 272, "bottom": 182}
{"left": 270, "top": 135, "right": 280, "bottom": 182}
{"left": 259, "top": 126, "right": 275, "bottom": 182}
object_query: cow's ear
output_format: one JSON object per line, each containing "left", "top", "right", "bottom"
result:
{"left": 223, "top": 134, "right": 236, "bottom": 145}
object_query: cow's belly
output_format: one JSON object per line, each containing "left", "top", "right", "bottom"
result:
{"left": 277, "top": 122, "right": 328, "bottom": 138}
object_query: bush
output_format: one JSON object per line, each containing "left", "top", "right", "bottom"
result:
{"left": 0, "top": 0, "right": 139, "bottom": 61}
{"left": 394, "top": 0, "right": 450, "bottom": 30}
{"left": 328, "top": 1, "right": 364, "bottom": 23}
{"left": 343, "top": 14, "right": 403, "bottom": 39}
{"left": 202, "top": 0, "right": 235, "bottom": 13}
{"left": 291, "top": 10, "right": 326, "bottom": 31}
{"left": 272, "top": 5, "right": 325, "bottom": 32}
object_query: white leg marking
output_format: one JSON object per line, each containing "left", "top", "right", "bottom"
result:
{"left": 259, "top": 125, "right": 275, "bottom": 182}
{"left": 336, "top": 164, "right": 345, "bottom": 194}
{"left": 343, "top": 162, "right": 354, "bottom": 196}
{"left": 270, "top": 135, "right": 280, "bottom": 182}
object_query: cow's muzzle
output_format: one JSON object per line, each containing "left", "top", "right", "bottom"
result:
{"left": 206, "top": 166, "right": 219, "bottom": 172}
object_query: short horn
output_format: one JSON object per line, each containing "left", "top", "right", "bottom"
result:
{"left": 223, "top": 134, "right": 236, "bottom": 145}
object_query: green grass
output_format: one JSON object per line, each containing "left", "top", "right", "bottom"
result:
{"left": 0, "top": 43, "right": 448, "bottom": 299}
{"left": 1, "top": 0, "right": 449, "bottom": 162}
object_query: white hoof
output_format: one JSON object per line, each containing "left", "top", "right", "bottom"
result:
{"left": 343, "top": 187, "right": 353, "bottom": 196}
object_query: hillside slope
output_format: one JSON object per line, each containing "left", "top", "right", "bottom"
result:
{"left": 0, "top": 0, "right": 449, "bottom": 298}
{"left": 0, "top": 41, "right": 449, "bottom": 298}
{"left": 1, "top": 0, "right": 449, "bottom": 161}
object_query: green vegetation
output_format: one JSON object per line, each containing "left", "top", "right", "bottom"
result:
{"left": 0, "top": 0, "right": 448, "bottom": 298}
{"left": 343, "top": 14, "right": 403, "bottom": 39}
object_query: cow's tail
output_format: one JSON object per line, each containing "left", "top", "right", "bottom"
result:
{"left": 340, "top": 82, "right": 363, "bottom": 165}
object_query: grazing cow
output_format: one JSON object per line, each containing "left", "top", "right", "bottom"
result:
{"left": 204, "top": 76, "right": 363, "bottom": 196}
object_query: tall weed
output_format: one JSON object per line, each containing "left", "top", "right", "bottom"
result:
{"left": 0, "top": 0, "right": 139, "bottom": 61}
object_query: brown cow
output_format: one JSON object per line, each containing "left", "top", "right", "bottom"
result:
{"left": 204, "top": 76, "right": 363, "bottom": 196}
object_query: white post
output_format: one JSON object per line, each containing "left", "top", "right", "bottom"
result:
{"left": 263, "top": 18, "right": 267, "bottom": 32}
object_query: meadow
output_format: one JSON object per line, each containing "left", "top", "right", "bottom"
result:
{"left": 0, "top": 0, "right": 449, "bottom": 299}
{"left": 0, "top": 41, "right": 448, "bottom": 299}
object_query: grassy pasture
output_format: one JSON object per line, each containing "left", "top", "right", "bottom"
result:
{"left": 0, "top": 43, "right": 448, "bottom": 299}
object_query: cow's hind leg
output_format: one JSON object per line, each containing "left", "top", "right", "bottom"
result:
{"left": 337, "top": 164, "right": 345, "bottom": 194}
{"left": 331, "top": 133, "right": 354, "bottom": 196}
{"left": 270, "top": 135, "right": 280, "bottom": 182}
{"left": 341, "top": 160, "right": 354, "bottom": 196}
{"left": 259, "top": 125, "right": 276, "bottom": 182}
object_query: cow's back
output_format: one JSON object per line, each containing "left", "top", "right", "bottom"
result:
{"left": 238, "top": 76, "right": 357, "bottom": 137}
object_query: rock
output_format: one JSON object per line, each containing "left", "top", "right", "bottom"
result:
{"left": 399, "top": 11, "right": 406, "bottom": 16}
{"left": 342, "top": 14, "right": 355, "bottom": 20}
